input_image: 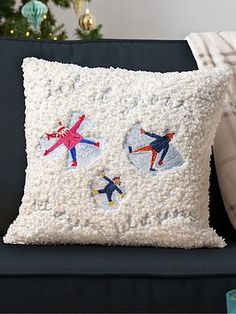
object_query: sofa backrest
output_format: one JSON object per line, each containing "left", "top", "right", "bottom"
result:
{"left": 0, "top": 38, "right": 235, "bottom": 240}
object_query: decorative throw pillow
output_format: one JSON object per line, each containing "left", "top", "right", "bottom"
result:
{"left": 4, "top": 58, "right": 230, "bottom": 248}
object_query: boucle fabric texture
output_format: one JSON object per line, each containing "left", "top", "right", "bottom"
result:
{"left": 4, "top": 58, "right": 230, "bottom": 248}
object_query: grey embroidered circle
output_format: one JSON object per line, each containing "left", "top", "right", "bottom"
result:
{"left": 91, "top": 171, "right": 126, "bottom": 210}
{"left": 40, "top": 111, "right": 102, "bottom": 170}
{"left": 124, "top": 123, "right": 184, "bottom": 174}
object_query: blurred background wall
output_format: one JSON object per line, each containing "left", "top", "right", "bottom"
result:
{"left": 51, "top": 0, "right": 236, "bottom": 39}
{"left": 14, "top": 0, "right": 236, "bottom": 40}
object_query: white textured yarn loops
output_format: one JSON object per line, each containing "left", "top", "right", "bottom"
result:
{"left": 4, "top": 58, "right": 231, "bottom": 248}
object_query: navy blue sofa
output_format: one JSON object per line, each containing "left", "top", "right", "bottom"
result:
{"left": 0, "top": 38, "right": 236, "bottom": 313}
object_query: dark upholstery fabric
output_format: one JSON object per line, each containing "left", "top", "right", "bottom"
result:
{"left": 1, "top": 238, "right": 236, "bottom": 276}
{"left": 1, "top": 275, "right": 235, "bottom": 313}
{"left": 0, "top": 38, "right": 235, "bottom": 240}
{"left": 0, "top": 38, "right": 236, "bottom": 313}
{"left": 0, "top": 238, "right": 236, "bottom": 313}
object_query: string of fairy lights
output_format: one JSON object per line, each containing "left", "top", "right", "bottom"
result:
{"left": 7, "top": 0, "right": 58, "bottom": 40}
{"left": 9, "top": 13, "right": 58, "bottom": 40}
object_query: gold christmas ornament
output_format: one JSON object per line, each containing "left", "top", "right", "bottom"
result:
{"left": 79, "top": 8, "right": 96, "bottom": 31}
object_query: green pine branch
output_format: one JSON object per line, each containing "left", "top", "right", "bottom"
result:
{"left": 50, "top": 0, "right": 72, "bottom": 8}
{"left": 76, "top": 24, "right": 103, "bottom": 40}
{"left": 0, "top": 0, "right": 15, "bottom": 18}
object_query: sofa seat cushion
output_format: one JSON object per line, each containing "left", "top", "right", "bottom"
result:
{"left": 1, "top": 238, "right": 236, "bottom": 313}
{"left": 0, "top": 240, "right": 236, "bottom": 313}
{"left": 1, "top": 238, "right": 236, "bottom": 276}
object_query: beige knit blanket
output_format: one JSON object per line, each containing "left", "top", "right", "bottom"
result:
{"left": 186, "top": 31, "right": 236, "bottom": 229}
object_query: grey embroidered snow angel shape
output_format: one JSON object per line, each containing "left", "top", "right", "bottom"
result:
{"left": 4, "top": 58, "right": 231, "bottom": 248}
{"left": 91, "top": 170, "right": 126, "bottom": 210}
{"left": 40, "top": 112, "right": 102, "bottom": 169}
{"left": 125, "top": 124, "right": 184, "bottom": 174}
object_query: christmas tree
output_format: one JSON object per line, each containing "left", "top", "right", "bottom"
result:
{"left": 0, "top": 0, "right": 70, "bottom": 40}
{"left": 0, "top": 0, "right": 103, "bottom": 40}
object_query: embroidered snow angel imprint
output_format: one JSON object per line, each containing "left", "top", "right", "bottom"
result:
{"left": 41, "top": 112, "right": 102, "bottom": 168}
{"left": 92, "top": 171, "right": 126, "bottom": 209}
{"left": 125, "top": 124, "right": 184, "bottom": 173}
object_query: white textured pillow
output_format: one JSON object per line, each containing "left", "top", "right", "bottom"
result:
{"left": 4, "top": 58, "right": 230, "bottom": 248}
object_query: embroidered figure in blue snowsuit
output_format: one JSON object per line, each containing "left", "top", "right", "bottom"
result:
{"left": 128, "top": 128, "right": 175, "bottom": 171}
{"left": 92, "top": 172, "right": 125, "bottom": 206}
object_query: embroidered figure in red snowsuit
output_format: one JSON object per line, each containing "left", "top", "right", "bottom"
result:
{"left": 128, "top": 128, "right": 175, "bottom": 172}
{"left": 44, "top": 114, "right": 100, "bottom": 167}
